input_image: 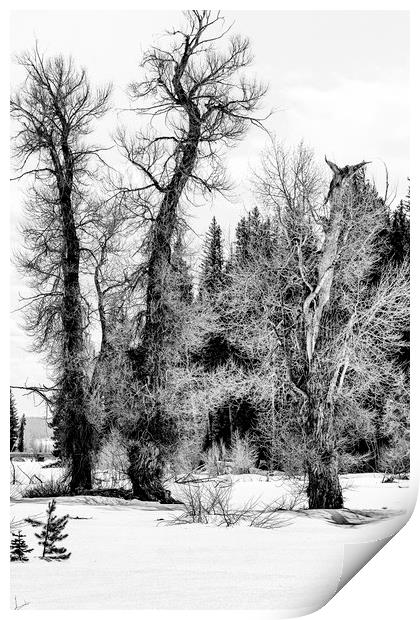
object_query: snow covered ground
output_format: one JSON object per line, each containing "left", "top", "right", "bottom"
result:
{"left": 10, "top": 460, "right": 416, "bottom": 613}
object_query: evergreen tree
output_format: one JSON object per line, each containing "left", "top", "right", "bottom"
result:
{"left": 27, "top": 499, "right": 71, "bottom": 561}
{"left": 17, "top": 414, "right": 26, "bottom": 452}
{"left": 10, "top": 390, "right": 19, "bottom": 451}
{"left": 199, "top": 217, "right": 224, "bottom": 299}
{"left": 10, "top": 530, "right": 33, "bottom": 562}
{"left": 234, "top": 207, "right": 275, "bottom": 267}
{"left": 389, "top": 185, "right": 410, "bottom": 265}
{"left": 364, "top": 179, "right": 409, "bottom": 283}
{"left": 196, "top": 217, "right": 230, "bottom": 371}
{"left": 387, "top": 186, "right": 410, "bottom": 374}
{"left": 171, "top": 231, "right": 194, "bottom": 305}
{"left": 235, "top": 216, "right": 251, "bottom": 265}
{"left": 362, "top": 182, "right": 410, "bottom": 467}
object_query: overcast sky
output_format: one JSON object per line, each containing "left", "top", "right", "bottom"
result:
{"left": 10, "top": 10, "right": 409, "bottom": 418}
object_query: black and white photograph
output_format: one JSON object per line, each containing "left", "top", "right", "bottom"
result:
{"left": 8, "top": 5, "right": 414, "bottom": 615}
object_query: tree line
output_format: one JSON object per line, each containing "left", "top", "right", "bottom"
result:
{"left": 10, "top": 10, "right": 409, "bottom": 508}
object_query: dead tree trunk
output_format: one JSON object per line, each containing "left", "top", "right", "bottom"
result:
{"left": 302, "top": 159, "right": 368, "bottom": 509}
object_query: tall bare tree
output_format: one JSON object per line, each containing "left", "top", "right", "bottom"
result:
{"left": 118, "top": 9, "right": 267, "bottom": 381}
{"left": 11, "top": 48, "right": 111, "bottom": 490}
{"left": 113, "top": 10, "right": 267, "bottom": 499}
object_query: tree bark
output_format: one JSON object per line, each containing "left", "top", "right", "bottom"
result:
{"left": 305, "top": 401, "right": 343, "bottom": 509}
{"left": 127, "top": 443, "right": 173, "bottom": 502}
{"left": 306, "top": 454, "right": 343, "bottom": 509}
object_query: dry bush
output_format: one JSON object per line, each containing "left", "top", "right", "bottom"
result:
{"left": 172, "top": 482, "right": 215, "bottom": 524}
{"left": 378, "top": 388, "right": 410, "bottom": 481}
{"left": 229, "top": 431, "right": 257, "bottom": 474}
{"left": 170, "top": 476, "right": 305, "bottom": 527}
{"left": 202, "top": 442, "right": 228, "bottom": 476}
{"left": 10, "top": 459, "right": 68, "bottom": 499}
{"left": 379, "top": 436, "right": 410, "bottom": 481}
{"left": 171, "top": 478, "right": 258, "bottom": 526}
{"left": 273, "top": 439, "right": 307, "bottom": 477}
{"left": 168, "top": 438, "right": 204, "bottom": 479}
{"left": 22, "top": 478, "right": 70, "bottom": 498}
{"left": 207, "top": 479, "right": 258, "bottom": 526}
{"left": 247, "top": 478, "right": 308, "bottom": 528}
{"left": 249, "top": 508, "right": 295, "bottom": 529}
{"left": 338, "top": 451, "right": 374, "bottom": 474}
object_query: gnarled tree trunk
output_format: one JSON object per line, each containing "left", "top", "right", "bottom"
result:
{"left": 302, "top": 159, "right": 368, "bottom": 509}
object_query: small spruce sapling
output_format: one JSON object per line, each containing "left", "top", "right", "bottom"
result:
{"left": 27, "top": 499, "right": 71, "bottom": 561}
{"left": 10, "top": 530, "right": 33, "bottom": 562}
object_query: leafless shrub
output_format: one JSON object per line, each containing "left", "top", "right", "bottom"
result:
{"left": 167, "top": 438, "right": 204, "bottom": 479}
{"left": 249, "top": 507, "right": 295, "bottom": 529}
{"left": 22, "top": 478, "right": 71, "bottom": 498}
{"left": 229, "top": 431, "right": 258, "bottom": 474}
{"left": 10, "top": 460, "right": 68, "bottom": 500}
{"left": 171, "top": 482, "right": 215, "bottom": 524}
{"left": 170, "top": 475, "right": 305, "bottom": 527}
{"left": 378, "top": 383, "right": 410, "bottom": 481}
{"left": 202, "top": 442, "right": 228, "bottom": 476}
{"left": 213, "top": 486, "right": 260, "bottom": 527}
{"left": 170, "top": 478, "right": 257, "bottom": 526}
{"left": 338, "top": 452, "right": 374, "bottom": 474}
{"left": 379, "top": 437, "right": 410, "bottom": 482}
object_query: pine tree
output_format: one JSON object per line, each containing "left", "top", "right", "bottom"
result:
{"left": 10, "top": 530, "right": 33, "bottom": 562}
{"left": 10, "top": 390, "right": 19, "bottom": 451}
{"left": 196, "top": 216, "right": 230, "bottom": 372}
{"left": 235, "top": 216, "right": 251, "bottom": 266}
{"left": 27, "top": 499, "right": 71, "bottom": 561}
{"left": 234, "top": 207, "right": 275, "bottom": 267}
{"left": 199, "top": 217, "right": 224, "bottom": 299}
{"left": 389, "top": 185, "right": 410, "bottom": 265}
{"left": 388, "top": 185, "right": 410, "bottom": 374}
{"left": 17, "top": 415, "right": 26, "bottom": 452}
{"left": 171, "top": 231, "right": 194, "bottom": 305}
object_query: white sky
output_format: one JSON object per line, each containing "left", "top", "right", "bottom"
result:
{"left": 10, "top": 10, "right": 409, "bottom": 417}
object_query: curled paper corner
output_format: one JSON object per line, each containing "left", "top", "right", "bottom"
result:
{"left": 336, "top": 535, "right": 394, "bottom": 594}
{"left": 293, "top": 499, "right": 418, "bottom": 619}
{"left": 335, "top": 504, "right": 416, "bottom": 596}
{"left": 332, "top": 478, "right": 419, "bottom": 598}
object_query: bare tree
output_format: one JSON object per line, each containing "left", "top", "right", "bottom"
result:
{"left": 225, "top": 140, "right": 409, "bottom": 508}
{"left": 11, "top": 48, "right": 111, "bottom": 491}
{"left": 117, "top": 9, "right": 267, "bottom": 381}
{"left": 300, "top": 158, "right": 374, "bottom": 507}
{"left": 112, "top": 10, "right": 267, "bottom": 500}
